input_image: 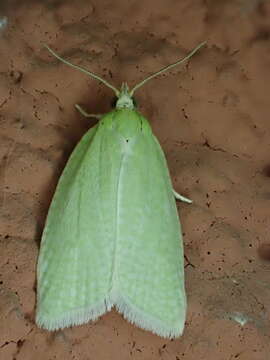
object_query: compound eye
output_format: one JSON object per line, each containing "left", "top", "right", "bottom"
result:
{"left": 111, "top": 96, "right": 118, "bottom": 108}
{"left": 131, "top": 97, "right": 137, "bottom": 108}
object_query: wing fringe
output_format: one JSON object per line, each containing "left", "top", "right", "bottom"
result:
{"left": 36, "top": 291, "right": 184, "bottom": 338}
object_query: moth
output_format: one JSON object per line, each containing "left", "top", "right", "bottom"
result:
{"left": 36, "top": 42, "right": 205, "bottom": 338}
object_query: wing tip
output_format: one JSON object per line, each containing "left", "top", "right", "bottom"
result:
{"left": 36, "top": 292, "right": 185, "bottom": 338}
{"left": 35, "top": 297, "right": 113, "bottom": 331}
{"left": 115, "top": 295, "right": 185, "bottom": 339}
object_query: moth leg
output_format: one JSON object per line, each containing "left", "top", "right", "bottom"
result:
{"left": 173, "top": 189, "right": 192, "bottom": 203}
{"left": 75, "top": 104, "right": 103, "bottom": 119}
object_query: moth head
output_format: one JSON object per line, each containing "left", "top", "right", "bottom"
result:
{"left": 115, "top": 83, "right": 135, "bottom": 110}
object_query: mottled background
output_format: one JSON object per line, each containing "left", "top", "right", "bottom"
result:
{"left": 0, "top": 0, "right": 270, "bottom": 359}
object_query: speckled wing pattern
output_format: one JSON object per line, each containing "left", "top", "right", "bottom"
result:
{"left": 36, "top": 109, "right": 186, "bottom": 338}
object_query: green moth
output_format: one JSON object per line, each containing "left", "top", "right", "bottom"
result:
{"left": 36, "top": 42, "right": 205, "bottom": 338}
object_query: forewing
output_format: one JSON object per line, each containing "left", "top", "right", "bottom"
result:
{"left": 36, "top": 122, "right": 123, "bottom": 330}
{"left": 116, "top": 130, "right": 186, "bottom": 338}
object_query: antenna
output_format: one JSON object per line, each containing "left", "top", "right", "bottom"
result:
{"left": 44, "top": 44, "right": 120, "bottom": 96}
{"left": 130, "top": 41, "right": 206, "bottom": 95}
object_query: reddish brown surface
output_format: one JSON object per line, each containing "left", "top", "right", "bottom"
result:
{"left": 1, "top": 1, "right": 270, "bottom": 359}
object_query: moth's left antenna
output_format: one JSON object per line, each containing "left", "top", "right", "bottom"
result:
{"left": 44, "top": 44, "right": 120, "bottom": 97}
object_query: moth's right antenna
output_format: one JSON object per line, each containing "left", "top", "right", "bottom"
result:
{"left": 130, "top": 41, "right": 206, "bottom": 96}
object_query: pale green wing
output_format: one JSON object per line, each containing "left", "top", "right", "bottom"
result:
{"left": 114, "top": 117, "right": 186, "bottom": 338}
{"left": 36, "top": 116, "right": 123, "bottom": 330}
{"left": 37, "top": 108, "right": 186, "bottom": 337}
